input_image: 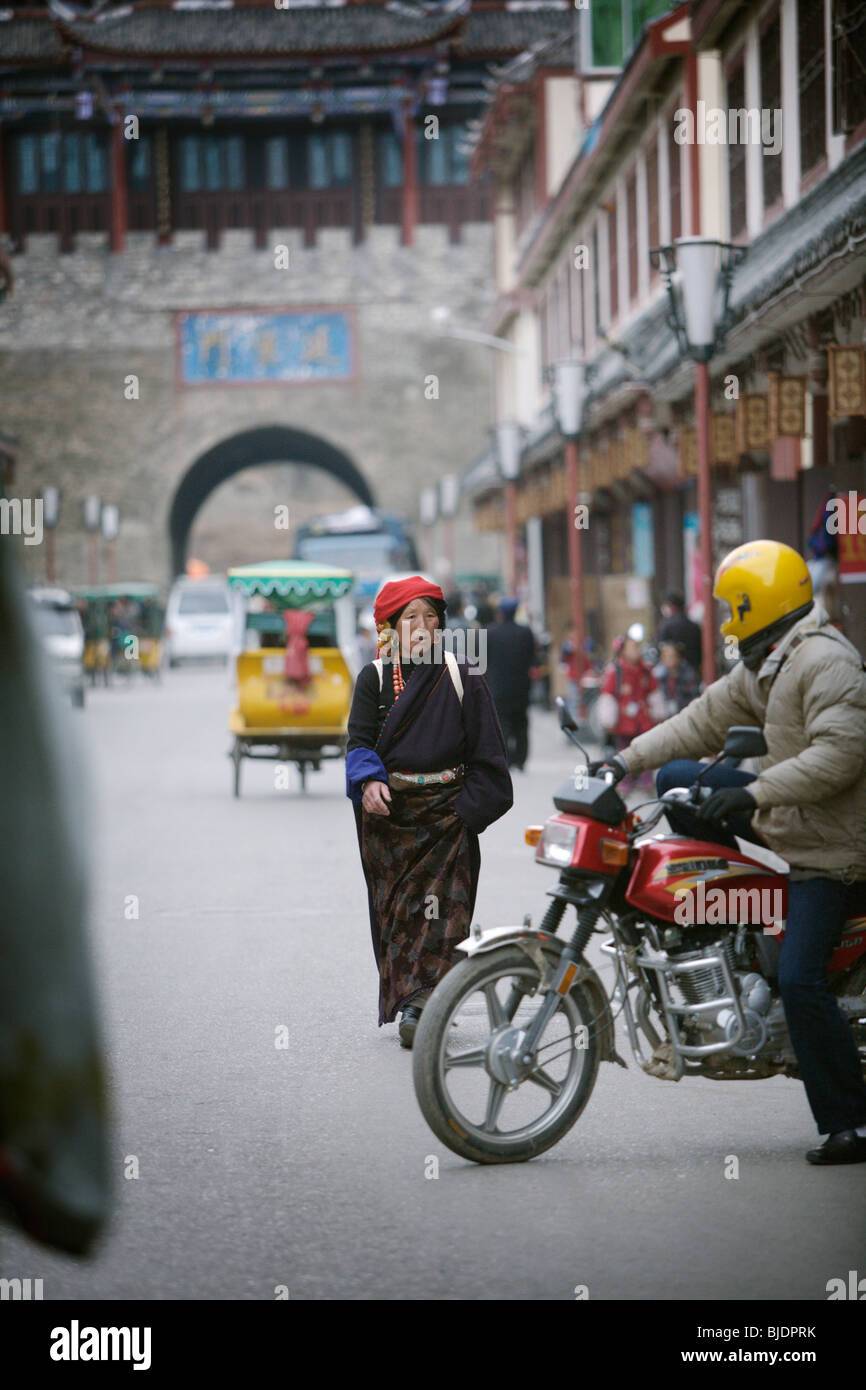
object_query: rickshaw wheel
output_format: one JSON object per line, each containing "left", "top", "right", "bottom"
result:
{"left": 231, "top": 740, "right": 242, "bottom": 798}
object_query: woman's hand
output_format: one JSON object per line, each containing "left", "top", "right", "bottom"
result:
{"left": 362, "top": 779, "right": 392, "bottom": 816}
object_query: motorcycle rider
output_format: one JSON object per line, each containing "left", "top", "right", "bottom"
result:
{"left": 592, "top": 540, "right": 866, "bottom": 1165}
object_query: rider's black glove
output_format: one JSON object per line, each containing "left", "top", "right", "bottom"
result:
{"left": 699, "top": 786, "right": 757, "bottom": 824}
{"left": 587, "top": 754, "right": 627, "bottom": 785}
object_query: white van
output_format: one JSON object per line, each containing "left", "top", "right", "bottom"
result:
{"left": 29, "top": 586, "right": 86, "bottom": 707}
{"left": 164, "top": 576, "right": 232, "bottom": 666}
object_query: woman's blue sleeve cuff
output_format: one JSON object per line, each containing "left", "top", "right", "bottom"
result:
{"left": 346, "top": 747, "right": 389, "bottom": 803}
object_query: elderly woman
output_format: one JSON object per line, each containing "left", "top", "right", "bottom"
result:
{"left": 346, "top": 575, "right": 513, "bottom": 1047}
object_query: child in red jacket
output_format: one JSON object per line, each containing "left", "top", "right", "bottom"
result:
{"left": 598, "top": 625, "right": 663, "bottom": 792}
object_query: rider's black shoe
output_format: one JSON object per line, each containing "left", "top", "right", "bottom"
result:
{"left": 399, "top": 1005, "right": 423, "bottom": 1049}
{"left": 806, "top": 1130, "right": 866, "bottom": 1165}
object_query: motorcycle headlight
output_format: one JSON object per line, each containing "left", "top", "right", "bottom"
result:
{"left": 537, "top": 820, "right": 578, "bottom": 867}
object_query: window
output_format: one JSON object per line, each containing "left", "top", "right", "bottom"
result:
{"left": 608, "top": 203, "right": 619, "bottom": 324}
{"left": 265, "top": 137, "right": 289, "bottom": 189}
{"left": 16, "top": 130, "right": 109, "bottom": 194}
{"left": 626, "top": 167, "right": 638, "bottom": 304}
{"left": 379, "top": 128, "right": 402, "bottom": 187}
{"left": 41, "top": 131, "right": 60, "bottom": 192}
{"left": 17, "top": 136, "right": 38, "bottom": 194}
{"left": 727, "top": 59, "right": 747, "bottom": 236}
{"left": 309, "top": 131, "right": 352, "bottom": 188}
{"left": 128, "top": 136, "right": 152, "bottom": 191}
{"left": 760, "top": 10, "right": 783, "bottom": 208}
{"left": 180, "top": 135, "right": 201, "bottom": 192}
{"left": 179, "top": 134, "right": 247, "bottom": 193}
{"left": 417, "top": 122, "right": 470, "bottom": 185}
{"left": 799, "top": 0, "right": 826, "bottom": 173}
{"left": 833, "top": 0, "right": 866, "bottom": 133}
{"left": 84, "top": 132, "right": 107, "bottom": 192}
{"left": 225, "top": 136, "right": 244, "bottom": 191}
{"left": 585, "top": 0, "right": 673, "bottom": 70}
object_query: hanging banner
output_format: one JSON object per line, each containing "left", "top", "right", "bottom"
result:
{"left": 827, "top": 344, "right": 866, "bottom": 417}
{"left": 735, "top": 394, "right": 769, "bottom": 453}
{"left": 838, "top": 491, "right": 866, "bottom": 582}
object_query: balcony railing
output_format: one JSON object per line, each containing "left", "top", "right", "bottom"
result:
{"left": 9, "top": 180, "right": 493, "bottom": 251}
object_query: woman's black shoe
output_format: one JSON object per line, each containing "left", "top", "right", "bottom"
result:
{"left": 399, "top": 1005, "right": 423, "bottom": 1049}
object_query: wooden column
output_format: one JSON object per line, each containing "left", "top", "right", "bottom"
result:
{"left": 110, "top": 120, "right": 128, "bottom": 253}
{"left": 155, "top": 126, "right": 172, "bottom": 245}
{"left": 0, "top": 123, "right": 7, "bottom": 236}
{"left": 401, "top": 104, "right": 418, "bottom": 247}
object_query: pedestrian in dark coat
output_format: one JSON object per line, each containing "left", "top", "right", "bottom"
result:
{"left": 483, "top": 597, "right": 536, "bottom": 771}
{"left": 346, "top": 576, "right": 513, "bottom": 1046}
{"left": 656, "top": 590, "right": 702, "bottom": 677}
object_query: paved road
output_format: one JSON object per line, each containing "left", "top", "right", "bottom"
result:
{"left": 1, "top": 665, "right": 862, "bottom": 1300}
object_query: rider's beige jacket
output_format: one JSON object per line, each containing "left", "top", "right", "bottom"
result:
{"left": 619, "top": 602, "right": 866, "bottom": 881}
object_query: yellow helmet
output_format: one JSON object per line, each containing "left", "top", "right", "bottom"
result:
{"left": 714, "top": 540, "right": 813, "bottom": 654}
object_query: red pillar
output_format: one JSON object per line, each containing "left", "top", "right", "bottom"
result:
{"left": 504, "top": 481, "right": 517, "bottom": 593}
{"left": 110, "top": 120, "right": 128, "bottom": 253}
{"left": 401, "top": 105, "right": 418, "bottom": 248}
{"left": 565, "top": 437, "right": 585, "bottom": 679}
{"left": 695, "top": 360, "right": 716, "bottom": 684}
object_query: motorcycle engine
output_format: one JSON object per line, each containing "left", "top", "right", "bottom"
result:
{"left": 668, "top": 937, "right": 793, "bottom": 1061}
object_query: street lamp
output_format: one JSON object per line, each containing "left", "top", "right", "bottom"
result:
{"left": 40, "top": 485, "right": 60, "bottom": 585}
{"left": 83, "top": 493, "right": 101, "bottom": 585}
{"left": 494, "top": 419, "right": 524, "bottom": 593}
{"left": 548, "top": 358, "right": 591, "bottom": 682}
{"left": 101, "top": 502, "right": 119, "bottom": 584}
{"left": 650, "top": 236, "right": 745, "bottom": 683}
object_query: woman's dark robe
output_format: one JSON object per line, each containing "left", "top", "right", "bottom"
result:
{"left": 346, "top": 655, "right": 513, "bottom": 1024}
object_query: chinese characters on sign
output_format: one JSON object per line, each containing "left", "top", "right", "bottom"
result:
{"left": 178, "top": 310, "right": 355, "bottom": 384}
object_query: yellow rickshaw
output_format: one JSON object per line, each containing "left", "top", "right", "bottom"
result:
{"left": 76, "top": 583, "right": 164, "bottom": 681}
{"left": 226, "top": 561, "right": 357, "bottom": 796}
{"left": 74, "top": 586, "right": 111, "bottom": 685}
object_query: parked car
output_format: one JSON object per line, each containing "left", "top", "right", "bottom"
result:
{"left": 29, "top": 586, "right": 86, "bottom": 707}
{"left": 164, "top": 576, "right": 232, "bottom": 666}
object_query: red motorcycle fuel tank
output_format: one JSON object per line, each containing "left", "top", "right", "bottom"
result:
{"left": 626, "top": 837, "right": 788, "bottom": 927}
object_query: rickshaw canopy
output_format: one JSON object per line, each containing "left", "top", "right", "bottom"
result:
{"left": 226, "top": 561, "right": 354, "bottom": 608}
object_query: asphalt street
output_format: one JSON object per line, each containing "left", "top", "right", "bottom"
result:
{"left": 1, "top": 664, "right": 863, "bottom": 1301}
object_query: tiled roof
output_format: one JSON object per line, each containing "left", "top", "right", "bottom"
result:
{"left": 0, "top": 17, "right": 66, "bottom": 60}
{"left": 57, "top": 6, "right": 462, "bottom": 57}
{"left": 0, "top": 3, "right": 575, "bottom": 63}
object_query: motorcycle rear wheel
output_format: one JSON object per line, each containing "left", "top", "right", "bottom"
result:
{"left": 412, "top": 946, "right": 601, "bottom": 1164}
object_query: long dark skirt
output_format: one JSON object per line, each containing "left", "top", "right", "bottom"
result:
{"left": 357, "top": 780, "right": 481, "bottom": 1025}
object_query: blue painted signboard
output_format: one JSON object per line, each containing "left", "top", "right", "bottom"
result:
{"left": 178, "top": 309, "right": 354, "bottom": 385}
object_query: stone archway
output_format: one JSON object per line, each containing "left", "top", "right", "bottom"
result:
{"left": 168, "top": 424, "right": 375, "bottom": 576}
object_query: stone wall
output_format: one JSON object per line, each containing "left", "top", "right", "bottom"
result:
{"left": 0, "top": 221, "right": 503, "bottom": 588}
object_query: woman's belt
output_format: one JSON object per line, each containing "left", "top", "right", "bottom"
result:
{"left": 389, "top": 764, "right": 464, "bottom": 788}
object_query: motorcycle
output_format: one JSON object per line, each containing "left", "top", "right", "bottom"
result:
{"left": 412, "top": 699, "right": 866, "bottom": 1164}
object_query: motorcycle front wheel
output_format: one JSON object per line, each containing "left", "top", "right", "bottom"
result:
{"left": 412, "top": 946, "right": 601, "bottom": 1164}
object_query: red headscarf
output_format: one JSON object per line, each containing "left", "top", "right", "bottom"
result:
{"left": 372, "top": 575, "right": 445, "bottom": 630}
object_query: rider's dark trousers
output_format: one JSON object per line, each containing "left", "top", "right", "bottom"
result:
{"left": 657, "top": 760, "right": 866, "bottom": 1136}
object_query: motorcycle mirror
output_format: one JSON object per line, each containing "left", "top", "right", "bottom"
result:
{"left": 556, "top": 695, "right": 578, "bottom": 732}
{"left": 722, "top": 725, "right": 767, "bottom": 762}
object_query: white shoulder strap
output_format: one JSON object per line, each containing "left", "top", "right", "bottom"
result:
{"left": 444, "top": 650, "right": 463, "bottom": 705}
{"left": 374, "top": 653, "right": 463, "bottom": 704}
